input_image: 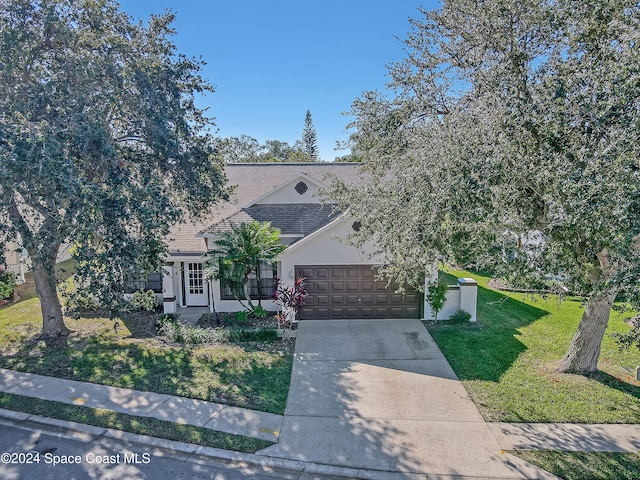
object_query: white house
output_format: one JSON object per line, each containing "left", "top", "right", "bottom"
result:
{"left": 160, "top": 163, "right": 477, "bottom": 321}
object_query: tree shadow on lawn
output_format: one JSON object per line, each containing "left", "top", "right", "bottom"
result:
{"left": 589, "top": 370, "right": 640, "bottom": 402}
{"left": 428, "top": 283, "right": 549, "bottom": 382}
{"left": 0, "top": 336, "right": 196, "bottom": 398}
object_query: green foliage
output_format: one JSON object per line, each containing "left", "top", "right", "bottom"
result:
{"left": 449, "top": 309, "right": 472, "bottom": 324}
{"left": 427, "top": 269, "right": 640, "bottom": 423}
{"left": 235, "top": 311, "right": 249, "bottom": 323}
{"left": 125, "top": 290, "right": 158, "bottom": 312}
{"left": 302, "top": 110, "right": 319, "bottom": 160}
{"left": 0, "top": 392, "right": 273, "bottom": 453}
{"left": 510, "top": 451, "right": 640, "bottom": 480}
{"left": 156, "top": 314, "right": 277, "bottom": 345}
{"left": 612, "top": 316, "right": 640, "bottom": 351}
{"left": 205, "top": 221, "right": 286, "bottom": 309}
{"left": 0, "top": 0, "right": 228, "bottom": 337}
{"left": 157, "top": 317, "right": 227, "bottom": 345}
{"left": 329, "top": 0, "right": 640, "bottom": 372}
{"left": 425, "top": 282, "right": 448, "bottom": 320}
{"left": 59, "top": 278, "right": 101, "bottom": 314}
{"left": 0, "top": 269, "right": 16, "bottom": 300}
{"left": 217, "top": 135, "right": 315, "bottom": 163}
{"left": 250, "top": 305, "right": 268, "bottom": 320}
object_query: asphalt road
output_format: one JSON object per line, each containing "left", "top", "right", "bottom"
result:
{"left": 0, "top": 422, "right": 304, "bottom": 480}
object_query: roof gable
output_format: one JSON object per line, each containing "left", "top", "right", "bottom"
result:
{"left": 248, "top": 173, "right": 323, "bottom": 206}
{"left": 166, "top": 163, "right": 361, "bottom": 254}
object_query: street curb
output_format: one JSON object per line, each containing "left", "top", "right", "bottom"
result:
{"left": 0, "top": 408, "right": 557, "bottom": 479}
{"left": 0, "top": 408, "right": 438, "bottom": 480}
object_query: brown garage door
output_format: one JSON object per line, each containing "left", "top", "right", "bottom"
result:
{"left": 296, "top": 265, "right": 422, "bottom": 320}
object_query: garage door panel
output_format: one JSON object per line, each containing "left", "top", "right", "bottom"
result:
{"left": 360, "top": 294, "right": 374, "bottom": 304}
{"left": 405, "top": 307, "right": 420, "bottom": 317}
{"left": 331, "top": 268, "right": 345, "bottom": 279}
{"left": 296, "top": 265, "right": 421, "bottom": 320}
{"left": 316, "top": 268, "right": 330, "bottom": 278}
{"left": 346, "top": 268, "right": 360, "bottom": 279}
{"left": 375, "top": 294, "right": 389, "bottom": 304}
{"left": 316, "top": 295, "right": 330, "bottom": 304}
{"left": 346, "top": 294, "right": 359, "bottom": 304}
{"left": 346, "top": 281, "right": 360, "bottom": 291}
{"left": 361, "top": 281, "right": 374, "bottom": 291}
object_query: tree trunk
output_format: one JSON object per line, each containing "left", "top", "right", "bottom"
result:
{"left": 32, "top": 256, "right": 71, "bottom": 340}
{"left": 255, "top": 263, "right": 263, "bottom": 307}
{"left": 242, "top": 275, "right": 254, "bottom": 311}
{"left": 558, "top": 289, "right": 617, "bottom": 374}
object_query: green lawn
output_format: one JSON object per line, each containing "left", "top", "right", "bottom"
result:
{"left": 429, "top": 271, "right": 640, "bottom": 478}
{"left": 510, "top": 451, "right": 640, "bottom": 480}
{"left": 0, "top": 262, "right": 293, "bottom": 415}
{"left": 0, "top": 392, "right": 272, "bottom": 453}
{"left": 0, "top": 263, "right": 290, "bottom": 452}
{"left": 0, "top": 311, "right": 292, "bottom": 414}
{"left": 428, "top": 270, "right": 640, "bottom": 423}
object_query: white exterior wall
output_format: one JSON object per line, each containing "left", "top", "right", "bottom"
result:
{"left": 211, "top": 278, "right": 278, "bottom": 313}
{"left": 279, "top": 216, "right": 383, "bottom": 282}
{"left": 201, "top": 217, "right": 379, "bottom": 314}
{"left": 423, "top": 278, "right": 478, "bottom": 321}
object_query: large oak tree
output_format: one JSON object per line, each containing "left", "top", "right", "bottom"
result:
{"left": 327, "top": 0, "right": 640, "bottom": 374}
{"left": 0, "top": 0, "right": 228, "bottom": 339}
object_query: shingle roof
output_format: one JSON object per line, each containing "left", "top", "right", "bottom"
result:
{"left": 166, "top": 163, "right": 360, "bottom": 254}
{"left": 203, "top": 203, "right": 340, "bottom": 236}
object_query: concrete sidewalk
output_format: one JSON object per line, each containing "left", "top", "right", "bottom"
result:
{"left": 0, "top": 368, "right": 282, "bottom": 443}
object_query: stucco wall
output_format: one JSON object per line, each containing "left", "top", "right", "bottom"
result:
{"left": 279, "top": 216, "right": 383, "bottom": 281}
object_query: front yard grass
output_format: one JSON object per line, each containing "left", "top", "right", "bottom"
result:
{"left": 428, "top": 270, "right": 640, "bottom": 424}
{"left": 0, "top": 313, "right": 292, "bottom": 415}
{"left": 429, "top": 271, "right": 640, "bottom": 478}
{"left": 509, "top": 451, "right": 640, "bottom": 480}
{"left": 0, "top": 392, "right": 272, "bottom": 453}
{"left": 0, "top": 262, "right": 293, "bottom": 416}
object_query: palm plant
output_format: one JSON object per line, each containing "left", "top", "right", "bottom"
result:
{"left": 205, "top": 221, "right": 286, "bottom": 311}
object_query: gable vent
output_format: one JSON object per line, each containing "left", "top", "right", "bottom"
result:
{"left": 295, "top": 181, "right": 308, "bottom": 194}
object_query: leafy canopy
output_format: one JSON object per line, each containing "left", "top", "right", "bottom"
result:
{"left": 329, "top": 0, "right": 640, "bottom": 300}
{"left": 0, "top": 0, "right": 228, "bottom": 321}
{"left": 205, "top": 221, "right": 286, "bottom": 309}
{"left": 326, "top": 0, "right": 640, "bottom": 369}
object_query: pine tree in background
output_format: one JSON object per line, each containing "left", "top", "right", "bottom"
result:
{"left": 302, "top": 110, "right": 319, "bottom": 160}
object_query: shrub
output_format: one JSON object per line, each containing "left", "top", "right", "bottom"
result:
{"left": 425, "top": 281, "right": 449, "bottom": 320}
{"left": 126, "top": 289, "right": 158, "bottom": 312}
{"left": 156, "top": 314, "right": 225, "bottom": 344}
{"left": 156, "top": 314, "right": 278, "bottom": 345}
{"left": 449, "top": 309, "right": 472, "bottom": 324}
{"left": 235, "top": 310, "right": 249, "bottom": 323}
{"left": 250, "top": 305, "right": 268, "bottom": 319}
{"left": 0, "top": 269, "right": 17, "bottom": 300}
{"left": 59, "top": 277, "right": 101, "bottom": 313}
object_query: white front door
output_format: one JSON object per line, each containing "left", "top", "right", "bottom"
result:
{"left": 184, "top": 262, "right": 208, "bottom": 306}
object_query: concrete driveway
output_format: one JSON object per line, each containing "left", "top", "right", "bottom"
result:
{"left": 258, "top": 319, "right": 557, "bottom": 479}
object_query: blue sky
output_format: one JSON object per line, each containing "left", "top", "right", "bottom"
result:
{"left": 117, "top": 1, "right": 438, "bottom": 161}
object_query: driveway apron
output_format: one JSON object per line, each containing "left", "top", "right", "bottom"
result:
{"left": 258, "top": 319, "right": 556, "bottom": 479}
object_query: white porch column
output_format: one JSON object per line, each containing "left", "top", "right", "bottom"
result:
{"left": 162, "top": 262, "right": 177, "bottom": 314}
{"left": 458, "top": 278, "right": 478, "bottom": 322}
